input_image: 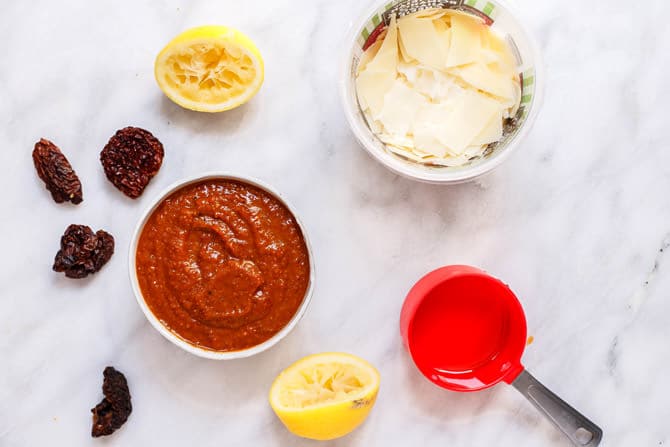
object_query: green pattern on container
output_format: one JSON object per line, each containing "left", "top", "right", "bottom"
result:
{"left": 521, "top": 69, "right": 535, "bottom": 106}
{"left": 465, "top": 0, "right": 478, "bottom": 7}
{"left": 361, "top": 27, "right": 370, "bottom": 42}
{"left": 372, "top": 14, "right": 381, "bottom": 26}
{"left": 482, "top": 2, "right": 495, "bottom": 16}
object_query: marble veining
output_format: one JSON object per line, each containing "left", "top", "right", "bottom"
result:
{"left": 2, "top": 0, "right": 670, "bottom": 445}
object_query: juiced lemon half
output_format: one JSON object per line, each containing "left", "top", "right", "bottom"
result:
{"left": 269, "top": 352, "right": 380, "bottom": 440}
{"left": 155, "top": 25, "right": 264, "bottom": 112}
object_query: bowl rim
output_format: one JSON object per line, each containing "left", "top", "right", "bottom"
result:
{"left": 127, "top": 172, "right": 316, "bottom": 360}
{"left": 338, "top": 0, "right": 545, "bottom": 184}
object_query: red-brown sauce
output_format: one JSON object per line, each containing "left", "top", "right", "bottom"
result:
{"left": 136, "top": 179, "right": 310, "bottom": 352}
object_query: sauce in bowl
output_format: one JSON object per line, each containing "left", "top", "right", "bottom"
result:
{"left": 135, "top": 179, "right": 310, "bottom": 352}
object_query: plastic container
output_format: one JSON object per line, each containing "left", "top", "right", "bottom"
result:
{"left": 128, "top": 173, "right": 315, "bottom": 360}
{"left": 340, "top": 0, "right": 544, "bottom": 184}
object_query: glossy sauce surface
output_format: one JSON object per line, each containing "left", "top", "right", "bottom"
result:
{"left": 136, "top": 180, "right": 310, "bottom": 352}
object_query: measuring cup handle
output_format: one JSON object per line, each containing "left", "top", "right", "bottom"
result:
{"left": 512, "top": 369, "right": 603, "bottom": 447}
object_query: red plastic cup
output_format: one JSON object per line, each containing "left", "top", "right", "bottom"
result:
{"left": 400, "top": 266, "right": 602, "bottom": 447}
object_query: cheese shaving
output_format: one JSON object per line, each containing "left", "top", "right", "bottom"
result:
{"left": 398, "top": 16, "right": 449, "bottom": 69}
{"left": 446, "top": 13, "right": 483, "bottom": 67}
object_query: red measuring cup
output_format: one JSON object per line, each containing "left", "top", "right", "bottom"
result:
{"left": 400, "top": 265, "right": 602, "bottom": 447}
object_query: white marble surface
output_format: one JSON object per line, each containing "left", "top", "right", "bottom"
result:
{"left": 1, "top": 0, "right": 669, "bottom": 445}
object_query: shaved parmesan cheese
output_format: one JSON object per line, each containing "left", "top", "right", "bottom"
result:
{"left": 446, "top": 14, "right": 483, "bottom": 67}
{"left": 396, "top": 61, "right": 419, "bottom": 83}
{"left": 368, "top": 118, "right": 384, "bottom": 134}
{"left": 472, "top": 109, "right": 504, "bottom": 146}
{"left": 413, "top": 103, "right": 454, "bottom": 157}
{"left": 378, "top": 79, "right": 427, "bottom": 136}
{"left": 398, "top": 33, "right": 414, "bottom": 63}
{"left": 366, "top": 16, "right": 399, "bottom": 74}
{"left": 378, "top": 132, "right": 415, "bottom": 148}
{"left": 434, "top": 20, "right": 452, "bottom": 59}
{"left": 399, "top": 16, "right": 448, "bottom": 69}
{"left": 413, "top": 134, "right": 451, "bottom": 158}
{"left": 354, "top": 8, "right": 521, "bottom": 167}
{"left": 426, "top": 146, "right": 482, "bottom": 166}
{"left": 413, "top": 68, "right": 440, "bottom": 99}
{"left": 482, "top": 30, "right": 516, "bottom": 74}
{"left": 398, "top": 63, "right": 457, "bottom": 102}
{"left": 443, "top": 9, "right": 486, "bottom": 25}
{"left": 358, "top": 39, "right": 382, "bottom": 72}
{"left": 500, "top": 77, "right": 521, "bottom": 117}
{"left": 433, "top": 16, "right": 450, "bottom": 34}
{"left": 356, "top": 69, "right": 395, "bottom": 118}
{"left": 452, "top": 63, "right": 514, "bottom": 100}
{"left": 411, "top": 8, "right": 447, "bottom": 21}
{"left": 387, "top": 144, "right": 431, "bottom": 163}
{"left": 435, "top": 90, "right": 501, "bottom": 154}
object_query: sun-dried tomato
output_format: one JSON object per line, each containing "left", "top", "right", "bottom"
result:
{"left": 53, "top": 225, "right": 114, "bottom": 279}
{"left": 32, "top": 138, "right": 83, "bottom": 204}
{"left": 100, "top": 127, "right": 164, "bottom": 198}
{"left": 91, "top": 366, "right": 132, "bottom": 437}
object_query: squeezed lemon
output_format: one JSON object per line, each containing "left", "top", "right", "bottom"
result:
{"left": 269, "top": 352, "right": 380, "bottom": 440}
{"left": 155, "top": 25, "right": 264, "bottom": 112}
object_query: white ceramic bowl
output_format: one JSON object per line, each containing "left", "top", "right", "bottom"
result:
{"left": 340, "top": 0, "right": 544, "bottom": 184}
{"left": 128, "top": 173, "right": 315, "bottom": 360}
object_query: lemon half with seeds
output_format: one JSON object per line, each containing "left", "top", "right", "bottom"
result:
{"left": 155, "top": 25, "right": 264, "bottom": 112}
{"left": 269, "top": 352, "right": 380, "bottom": 441}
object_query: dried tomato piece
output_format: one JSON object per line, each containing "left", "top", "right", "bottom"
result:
{"left": 100, "top": 127, "right": 164, "bottom": 198}
{"left": 53, "top": 225, "right": 115, "bottom": 279}
{"left": 93, "top": 230, "right": 115, "bottom": 271}
{"left": 91, "top": 366, "right": 132, "bottom": 437}
{"left": 32, "top": 138, "right": 83, "bottom": 204}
